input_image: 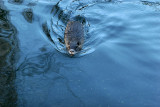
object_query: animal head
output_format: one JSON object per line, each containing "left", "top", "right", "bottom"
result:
{"left": 65, "top": 39, "right": 83, "bottom": 56}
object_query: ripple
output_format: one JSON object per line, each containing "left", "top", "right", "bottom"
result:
{"left": 40, "top": 1, "right": 94, "bottom": 56}
{"left": 16, "top": 52, "right": 54, "bottom": 76}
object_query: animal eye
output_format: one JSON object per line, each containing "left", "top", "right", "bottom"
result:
{"left": 77, "top": 42, "right": 80, "bottom": 45}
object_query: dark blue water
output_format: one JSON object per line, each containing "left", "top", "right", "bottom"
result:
{"left": 0, "top": 0, "right": 160, "bottom": 107}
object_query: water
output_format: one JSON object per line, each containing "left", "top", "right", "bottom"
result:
{"left": 0, "top": 0, "right": 160, "bottom": 107}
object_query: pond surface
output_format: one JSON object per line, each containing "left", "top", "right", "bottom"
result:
{"left": 0, "top": 0, "right": 160, "bottom": 107}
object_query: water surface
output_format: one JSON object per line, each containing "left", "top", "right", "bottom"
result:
{"left": 0, "top": 0, "right": 160, "bottom": 107}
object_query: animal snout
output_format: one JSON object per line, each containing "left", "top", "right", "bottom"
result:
{"left": 69, "top": 49, "right": 76, "bottom": 55}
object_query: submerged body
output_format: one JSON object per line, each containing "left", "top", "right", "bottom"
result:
{"left": 64, "top": 21, "right": 84, "bottom": 56}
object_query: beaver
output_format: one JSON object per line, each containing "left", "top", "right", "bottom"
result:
{"left": 64, "top": 21, "right": 84, "bottom": 56}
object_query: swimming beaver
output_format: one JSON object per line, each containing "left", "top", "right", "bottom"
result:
{"left": 64, "top": 21, "right": 84, "bottom": 56}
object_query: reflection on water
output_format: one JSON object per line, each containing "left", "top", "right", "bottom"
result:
{"left": 0, "top": 1, "right": 19, "bottom": 107}
{"left": 1, "top": 0, "right": 160, "bottom": 107}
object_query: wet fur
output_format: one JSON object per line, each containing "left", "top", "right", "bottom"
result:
{"left": 64, "top": 21, "right": 84, "bottom": 54}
